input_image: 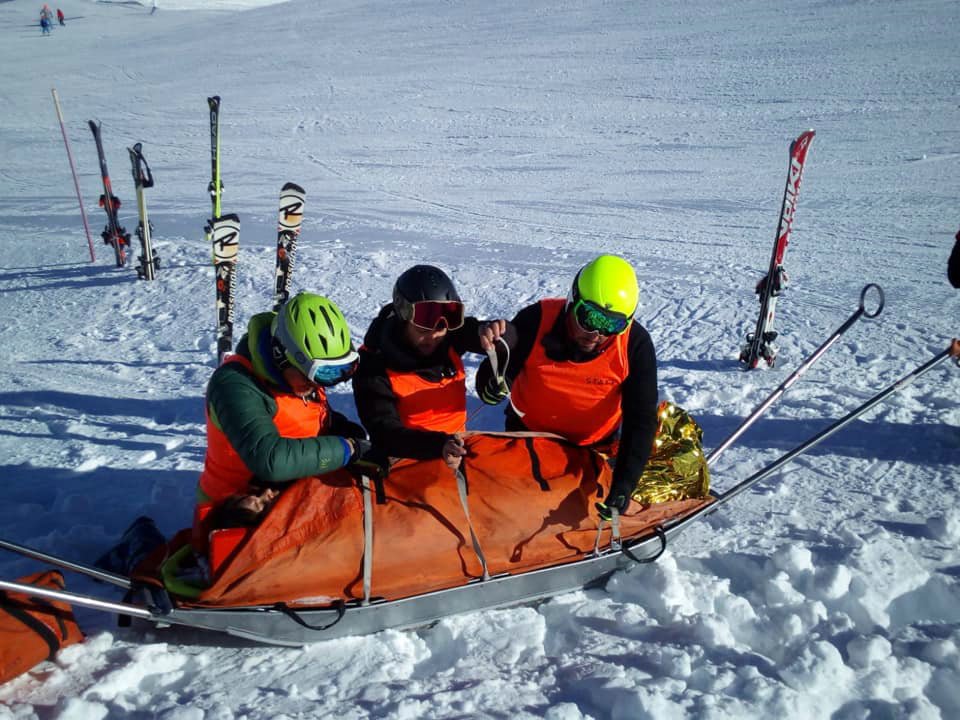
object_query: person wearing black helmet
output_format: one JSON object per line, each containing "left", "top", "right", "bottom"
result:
{"left": 352, "top": 265, "right": 510, "bottom": 468}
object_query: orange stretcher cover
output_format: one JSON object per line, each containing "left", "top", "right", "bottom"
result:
{"left": 181, "top": 434, "right": 710, "bottom": 608}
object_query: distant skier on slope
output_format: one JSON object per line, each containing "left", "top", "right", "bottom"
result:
{"left": 475, "top": 254, "right": 659, "bottom": 520}
{"left": 56, "top": 8, "right": 65, "bottom": 25}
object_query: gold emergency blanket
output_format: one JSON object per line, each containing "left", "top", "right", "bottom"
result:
{"left": 632, "top": 401, "right": 710, "bottom": 504}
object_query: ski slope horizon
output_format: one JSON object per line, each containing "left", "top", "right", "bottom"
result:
{"left": 1, "top": 0, "right": 958, "bottom": 717}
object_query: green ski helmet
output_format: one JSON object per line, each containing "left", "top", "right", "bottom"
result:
{"left": 567, "top": 255, "right": 639, "bottom": 335}
{"left": 271, "top": 292, "right": 359, "bottom": 386}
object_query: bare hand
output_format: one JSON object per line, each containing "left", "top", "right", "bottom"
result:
{"left": 479, "top": 320, "right": 507, "bottom": 351}
{"left": 442, "top": 433, "right": 468, "bottom": 469}
{"left": 949, "top": 338, "right": 960, "bottom": 358}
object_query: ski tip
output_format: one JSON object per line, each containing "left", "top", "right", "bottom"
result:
{"left": 281, "top": 181, "right": 306, "bottom": 194}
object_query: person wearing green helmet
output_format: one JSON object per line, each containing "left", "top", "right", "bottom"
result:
{"left": 475, "top": 254, "right": 658, "bottom": 519}
{"left": 194, "top": 292, "right": 387, "bottom": 545}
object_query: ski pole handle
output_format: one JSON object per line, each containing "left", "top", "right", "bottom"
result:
{"left": 858, "top": 283, "right": 884, "bottom": 319}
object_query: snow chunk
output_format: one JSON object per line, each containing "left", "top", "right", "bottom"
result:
{"left": 770, "top": 545, "right": 814, "bottom": 576}
{"left": 780, "top": 640, "right": 855, "bottom": 695}
{"left": 927, "top": 509, "right": 960, "bottom": 543}
{"left": 544, "top": 703, "right": 588, "bottom": 720}
{"left": 54, "top": 697, "right": 109, "bottom": 720}
{"left": 806, "top": 564, "right": 853, "bottom": 601}
{"left": 846, "top": 635, "right": 892, "bottom": 668}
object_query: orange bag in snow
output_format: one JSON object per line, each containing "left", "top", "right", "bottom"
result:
{"left": 0, "top": 570, "right": 84, "bottom": 684}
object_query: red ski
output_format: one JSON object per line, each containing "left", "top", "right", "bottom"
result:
{"left": 740, "top": 129, "right": 815, "bottom": 369}
{"left": 89, "top": 121, "right": 132, "bottom": 268}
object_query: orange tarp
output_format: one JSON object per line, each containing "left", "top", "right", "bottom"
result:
{"left": 190, "top": 434, "right": 710, "bottom": 608}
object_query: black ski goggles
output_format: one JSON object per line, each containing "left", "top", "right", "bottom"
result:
{"left": 408, "top": 301, "right": 465, "bottom": 332}
{"left": 571, "top": 298, "right": 631, "bottom": 336}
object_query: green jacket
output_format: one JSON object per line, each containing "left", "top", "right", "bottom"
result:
{"left": 199, "top": 313, "right": 355, "bottom": 501}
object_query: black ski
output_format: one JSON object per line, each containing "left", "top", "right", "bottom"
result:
{"left": 739, "top": 129, "right": 815, "bottom": 369}
{"left": 212, "top": 214, "right": 240, "bottom": 364}
{"left": 88, "top": 121, "right": 131, "bottom": 268}
{"left": 128, "top": 143, "right": 159, "bottom": 280}
{"left": 207, "top": 96, "right": 223, "bottom": 223}
{"left": 272, "top": 182, "right": 306, "bottom": 311}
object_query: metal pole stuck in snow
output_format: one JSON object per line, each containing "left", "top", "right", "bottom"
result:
{"left": 0, "top": 579, "right": 151, "bottom": 619}
{"left": 706, "top": 283, "right": 885, "bottom": 468}
{"left": 0, "top": 537, "right": 131, "bottom": 589}
{"left": 706, "top": 341, "right": 957, "bottom": 515}
{"left": 51, "top": 88, "right": 96, "bottom": 262}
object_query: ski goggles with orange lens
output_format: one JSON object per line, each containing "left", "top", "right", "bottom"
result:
{"left": 572, "top": 299, "right": 631, "bottom": 336}
{"left": 300, "top": 351, "right": 360, "bottom": 387}
{"left": 409, "top": 300, "right": 465, "bottom": 332}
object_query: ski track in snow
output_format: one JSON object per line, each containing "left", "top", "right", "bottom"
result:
{"left": 0, "top": 0, "right": 958, "bottom": 717}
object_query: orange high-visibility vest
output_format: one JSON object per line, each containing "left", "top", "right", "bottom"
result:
{"left": 510, "top": 298, "right": 630, "bottom": 445}
{"left": 198, "top": 355, "right": 331, "bottom": 503}
{"left": 386, "top": 347, "right": 466, "bottom": 434}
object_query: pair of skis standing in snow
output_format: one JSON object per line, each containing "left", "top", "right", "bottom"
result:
{"left": 88, "top": 121, "right": 159, "bottom": 281}
{"left": 87, "top": 97, "right": 301, "bottom": 366}
{"left": 203, "top": 97, "right": 306, "bottom": 365}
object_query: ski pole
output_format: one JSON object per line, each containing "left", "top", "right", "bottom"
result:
{"left": 708, "top": 283, "right": 884, "bottom": 467}
{"left": 702, "top": 341, "right": 957, "bottom": 517}
{"left": 0, "top": 538, "right": 131, "bottom": 589}
{"left": 51, "top": 88, "right": 95, "bottom": 263}
{"left": 0, "top": 579, "right": 151, "bottom": 619}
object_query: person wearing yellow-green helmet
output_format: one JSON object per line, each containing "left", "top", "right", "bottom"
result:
{"left": 475, "top": 254, "right": 658, "bottom": 518}
{"left": 194, "top": 292, "right": 388, "bottom": 549}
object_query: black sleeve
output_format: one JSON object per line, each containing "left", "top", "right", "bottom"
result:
{"left": 949, "top": 230, "right": 960, "bottom": 289}
{"left": 351, "top": 349, "right": 449, "bottom": 460}
{"left": 475, "top": 304, "right": 540, "bottom": 394}
{"left": 450, "top": 317, "right": 485, "bottom": 355}
{"left": 328, "top": 410, "right": 367, "bottom": 440}
{"left": 610, "top": 322, "right": 659, "bottom": 494}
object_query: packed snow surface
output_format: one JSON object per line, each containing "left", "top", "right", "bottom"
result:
{"left": 0, "top": 0, "right": 958, "bottom": 717}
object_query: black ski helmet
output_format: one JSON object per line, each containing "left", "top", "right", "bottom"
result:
{"left": 392, "top": 265, "right": 461, "bottom": 321}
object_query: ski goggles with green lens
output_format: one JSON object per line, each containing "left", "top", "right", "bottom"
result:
{"left": 299, "top": 350, "right": 360, "bottom": 387}
{"left": 571, "top": 298, "right": 631, "bottom": 336}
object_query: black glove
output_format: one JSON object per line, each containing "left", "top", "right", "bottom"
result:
{"left": 345, "top": 438, "right": 390, "bottom": 482}
{"left": 479, "top": 377, "right": 509, "bottom": 405}
{"left": 596, "top": 487, "right": 631, "bottom": 521}
{"left": 329, "top": 412, "right": 367, "bottom": 442}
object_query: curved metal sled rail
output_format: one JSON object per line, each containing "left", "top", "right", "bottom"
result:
{"left": 153, "top": 517, "right": 693, "bottom": 646}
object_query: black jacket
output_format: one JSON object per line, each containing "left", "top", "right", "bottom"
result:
{"left": 949, "top": 229, "right": 960, "bottom": 289}
{"left": 352, "top": 304, "right": 494, "bottom": 459}
{"left": 475, "top": 301, "right": 658, "bottom": 498}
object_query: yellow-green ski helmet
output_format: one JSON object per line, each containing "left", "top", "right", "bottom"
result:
{"left": 272, "top": 292, "right": 359, "bottom": 385}
{"left": 567, "top": 255, "right": 639, "bottom": 335}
